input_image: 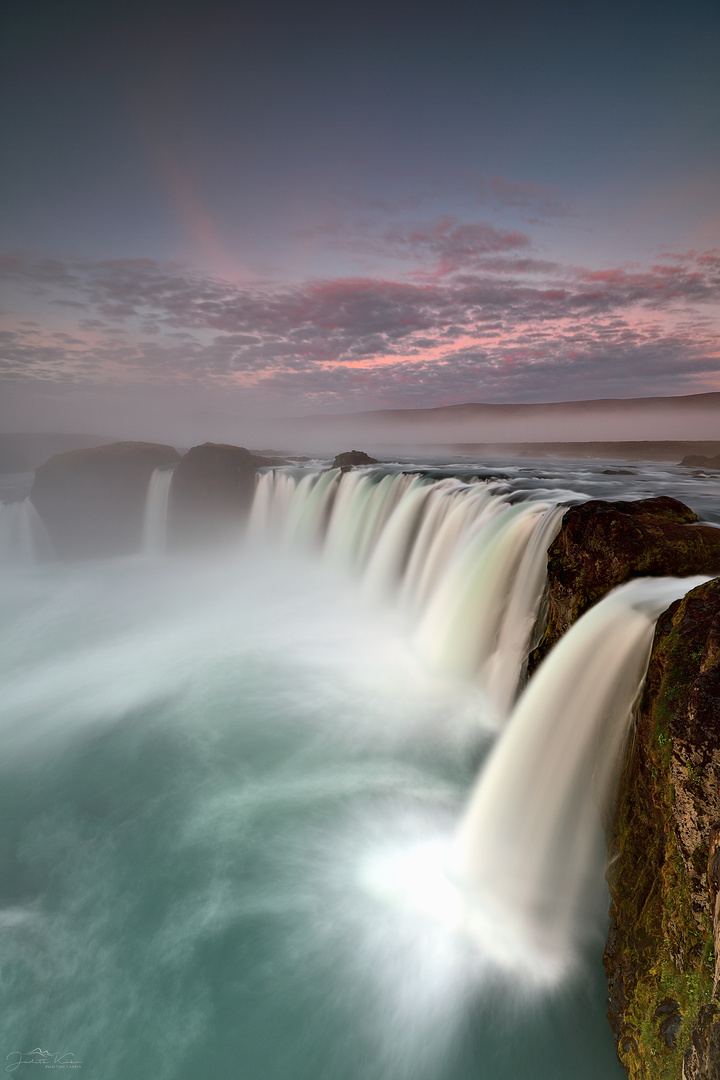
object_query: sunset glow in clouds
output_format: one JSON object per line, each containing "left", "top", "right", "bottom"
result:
{"left": 1, "top": 0, "right": 719, "bottom": 437}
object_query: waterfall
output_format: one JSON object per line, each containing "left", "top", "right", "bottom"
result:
{"left": 450, "top": 574, "right": 709, "bottom": 978}
{"left": 250, "top": 469, "right": 713, "bottom": 982}
{"left": 0, "top": 498, "right": 52, "bottom": 564}
{"left": 250, "top": 468, "right": 564, "bottom": 715}
{"left": 143, "top": 467, "right": 175, "bottom": 555}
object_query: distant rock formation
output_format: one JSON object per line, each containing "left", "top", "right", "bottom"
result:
{"left": 168, "top": 442, "right": 275, "bottom": 549}
{"left": 31, "top": 441, "right": 179, "bottom": 558}
{"left": 680, "top": 453, "right": 720, "bottom": 470}
{"left": 604, "top": 578, "right": 720, "bottom": 1079}
{"left": 529, "top": 497, "right": 720, "bottom": 672}
{"left": 331, "top": 450, "right": 379, "bottom": 471}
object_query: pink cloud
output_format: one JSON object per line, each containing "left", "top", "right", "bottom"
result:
{"left": 1, "top": 244, "right": 718, "bottom": 408}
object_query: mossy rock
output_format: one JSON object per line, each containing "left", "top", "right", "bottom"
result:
{"left": 530, "top": 498, "right": 720, "bottom": 673}
{"left": 604, "top": 578, "right": 720, "bottom": 1079}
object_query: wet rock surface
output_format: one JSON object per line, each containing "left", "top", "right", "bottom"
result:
{"left": 30, "top": 441, "right": 179, "bottom": 558}
{"left": 530, "top": 497, "right": 720, "bottom": 672}
{"left": 331, "top": 450, "right": 379, "bottom": 471}
{"left": 683, "top": 1006, "right": 720, "bottom": 1079}
{"left": 603, "top": 578, "right": 720, "bottom": 1079}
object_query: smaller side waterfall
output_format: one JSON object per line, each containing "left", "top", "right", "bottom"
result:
{"left": 452, "top": 574, "right": 710, "bottom": 976}
{"left": 143, "top": 468, "right": 175, "bottom": 555}
{"left": 0, "top": 499, "right": 52, "bottom": 564}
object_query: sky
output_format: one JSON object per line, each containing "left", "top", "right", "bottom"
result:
{"left": 1, "top": 0, "right": 719, "bottom": 439}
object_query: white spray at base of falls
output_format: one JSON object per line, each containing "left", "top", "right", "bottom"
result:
{"left": 249, "top": 468, "right": 564, "bottom": 715}
{"left": 142, "top": 467, "right": 175, "bottom": 555}
{"left": 442, "top": 574, "right": 711, "bottom": 982}
{"left": 0, "top": 498, "right": 51, "bottom": 563}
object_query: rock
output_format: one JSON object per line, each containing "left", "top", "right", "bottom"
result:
{"left": 680, "top": 455, "right": 720, "bottom": 469}
{"left": 655, "top": 1000, "right": 683, "bottom": 1048}
{"left": 331, "top": 450, "right": 378, "bottom": 471}
{"left": 604, "top": 578, "right": 720, "bottom": 1079}
{"left": 168, "top": 442, "right": 273, "bottom": 549}
{"left": 530, "top": 497, "right": 720, "bottom": 672}
{"left": 30, "top": 441, "right": 179, "bottom": 558}
{"left": 683, "top": 1005, "right": 720, "bottom": 1079}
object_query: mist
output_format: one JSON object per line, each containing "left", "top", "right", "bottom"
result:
{"left": 2, "top": 380, "right": 720, "bottom": 460}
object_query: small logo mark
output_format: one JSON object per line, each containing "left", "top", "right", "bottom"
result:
{"left": 6, "top": 1050, "right": 83, "bottom": 1071}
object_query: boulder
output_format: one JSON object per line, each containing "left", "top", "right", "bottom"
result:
{"left": 530, "top": 497, "right": 720, "bottom": 671}
{"left": 603, "top": 578, "right": 720, "bottom": 1079}
{"left": 168, "top": 442, "right": 274, "bottom": 549}
{"left": 331, "top": 450, "right": 378, "bottom": 471}
{"left": 30, "top": 441, "right": 179, "bottom": 558}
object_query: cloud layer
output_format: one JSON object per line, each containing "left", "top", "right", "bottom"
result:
{"left": 1, "top": 227, "right": 719, "bottom": 415}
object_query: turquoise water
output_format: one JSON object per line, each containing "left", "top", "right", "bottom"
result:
{"left": 0, "top": 549, "right": 625, "bottom": 1078}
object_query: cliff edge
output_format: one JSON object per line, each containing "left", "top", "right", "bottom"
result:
{"left": 604, "top": 578, "right": 720, "bottom": 1079}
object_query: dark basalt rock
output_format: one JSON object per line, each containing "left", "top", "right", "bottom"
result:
{"left": 30, "top": 441, "right": 179, "bottom": 558}
{"left": 603, "top": 578, "right": 720, "bottom": 1079}
{"left": 684, "top": 1006, "right": 720, "bottom": 1079}
{"left": 168, "top": 442, "right": 274, "bottom": 549}
{"left": 655, "top": 1000, "right": 683, "bottom": 1049}
{"left": 529, "top": 497, "right": 720, "bottom": 672}
{"left": 331, "top": 450, "right": 378, "bottom": 471}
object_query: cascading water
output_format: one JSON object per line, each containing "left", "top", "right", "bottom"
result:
{"left": 3, "top": 454, "right": 714, "bottom": 1080}
{"left": 250, "top": 468, "right": 564, "bottom": 718}
{"left": 143, "top": 466, "right": 175, "bottom": 555}
{"left": 447, "top": 574, "right": 710, "bottom": 980}
{"left": 0, "top": 497, "right": 51, "bottom": 563}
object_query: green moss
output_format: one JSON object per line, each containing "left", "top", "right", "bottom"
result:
{"left": 686, "top": 763, "right": 702, "bottom": 790}
{"left": 613, "top": 783, "right": 713, "bottom": 1078}
{"left": 607, "top": 583, "right": 720, "bottom": 1079}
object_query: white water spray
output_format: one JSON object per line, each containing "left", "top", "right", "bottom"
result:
{"left": 448, "top": 574, "right": 710, "bottom": 978}
{"left": 0, "top": 499, "right": 51, "bottom": 564}
{"left": 143, "top": 467, "right": 175, "bottom": 555}
{"left": 250, "top": 469, "right": 562, "bottom": 714}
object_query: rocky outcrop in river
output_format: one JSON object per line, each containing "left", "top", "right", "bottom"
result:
{"left": 31, "top": 441, "right": 179, "bottom": 557}
{"left": 680, "top": 454, "right": 720, "bottom": 470}
{"left": 168, "top": 442, "right": 275, "bottom": 549}
{"left": 530, "top": 497, "right": 720, "bottom": 672}
{"left": 331, "top": 450, "right": 379, "bottom": 471}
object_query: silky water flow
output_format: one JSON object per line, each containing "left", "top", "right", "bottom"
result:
{"left": 0, "top": 461, "right": 709, "bottom": 1080}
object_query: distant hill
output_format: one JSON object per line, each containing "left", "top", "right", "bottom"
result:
{"left": 276, "top": 392, "right": 720, "bottom": 451}
{"left": 300, "top": 391, "right": 720, "bottom": 424}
